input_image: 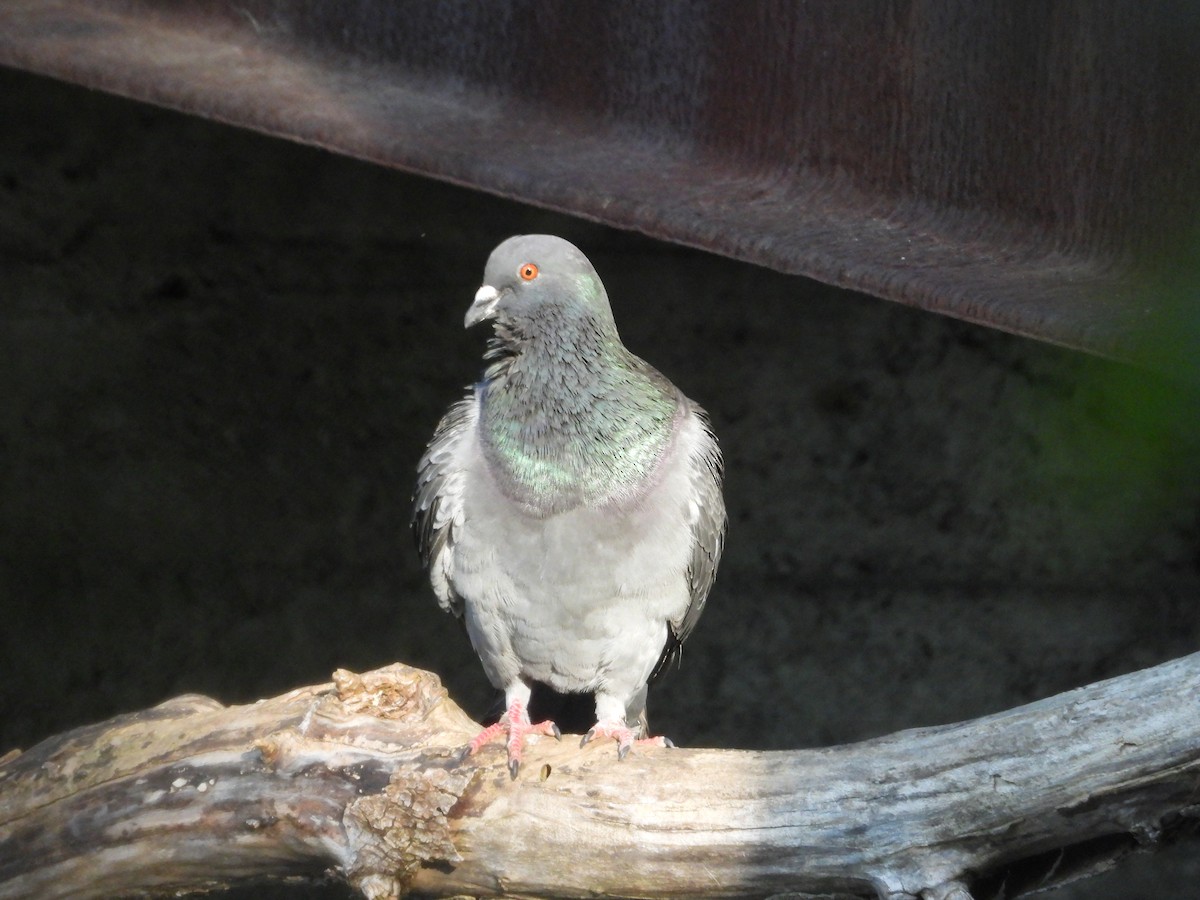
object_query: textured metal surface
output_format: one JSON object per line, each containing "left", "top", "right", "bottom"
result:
{"left": 1, "top": 1, "right": 1197, "bottom": 364}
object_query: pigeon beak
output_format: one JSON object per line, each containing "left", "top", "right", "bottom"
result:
{"left": 465, "top": 285, "right": 500, "bottom": 328}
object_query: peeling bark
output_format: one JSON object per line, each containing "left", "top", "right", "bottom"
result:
{"left": 2, "top": 656, "right": 1199, "bottom": 899}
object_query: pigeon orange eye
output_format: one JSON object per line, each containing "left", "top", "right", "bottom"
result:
{"left": 519, "top": 263, "right": 539, "bottom": 281}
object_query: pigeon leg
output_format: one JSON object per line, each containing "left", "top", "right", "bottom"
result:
{"left": 463, "top": 694, "right": 559, "bottom": 778}
{"left": 579, "top": 693, "right": 675, "bottom": 759}
{"left": 579, "top": 721, "right": 673, "bottom": 760}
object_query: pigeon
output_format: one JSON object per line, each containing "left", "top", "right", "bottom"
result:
{"left": 413, "top": 234, "right": 725, "bottom": 777}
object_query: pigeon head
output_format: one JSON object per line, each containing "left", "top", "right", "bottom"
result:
{"left": 465, "top": 235, "right": 617, "bottom": 342}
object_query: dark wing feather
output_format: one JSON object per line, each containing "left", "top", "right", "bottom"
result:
{"left": 411, "top": 393, "right": 476, "bottom": 617}
{"left": 651, "top": 402, "right": 726, "bottom": 680}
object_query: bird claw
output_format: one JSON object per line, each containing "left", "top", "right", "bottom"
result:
{"left": 464, "top": 719, "right": 507, "bottom": 757}
{"left": 459, "top": 699, "right": 557, "bottom": 779}
{"left": 581, "top": 721, "right": 674, "bottom": 759}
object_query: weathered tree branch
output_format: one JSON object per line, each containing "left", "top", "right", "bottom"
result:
{"left": 2, "top": 655, "right": 1199, "bottom": 900}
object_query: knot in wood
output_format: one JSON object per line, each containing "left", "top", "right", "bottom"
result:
{"left": 334, "top": 664, "right": 450, "bottom": 721}
{"left": 343, "top": 760, "right": 472, "bottom": 899}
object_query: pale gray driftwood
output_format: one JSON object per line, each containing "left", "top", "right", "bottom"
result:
{"left": 1, "top": 655, "right": 1199, "bottom": 900}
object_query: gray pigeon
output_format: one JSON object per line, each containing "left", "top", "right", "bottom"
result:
{"left": 413, "top": 235, "right": 725, "bottom": 776}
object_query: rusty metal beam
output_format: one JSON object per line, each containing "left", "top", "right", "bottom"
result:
{"left": 1, "top": 1, "right": 1197, "bottom": 367}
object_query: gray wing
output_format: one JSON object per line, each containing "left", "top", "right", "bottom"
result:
{"left": 412, "top": 392, "right": 477, "bottom": 618}
{"left": 651, "top": 401, "right": 727, "bottom": 680}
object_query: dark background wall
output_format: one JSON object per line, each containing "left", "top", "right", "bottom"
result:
{"left": 1, "top": 67, "right": 1198, "bottom": 898}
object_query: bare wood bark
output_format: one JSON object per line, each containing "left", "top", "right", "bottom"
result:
{"left": 1, "top": 655, "right": 1199, "bottom": 900}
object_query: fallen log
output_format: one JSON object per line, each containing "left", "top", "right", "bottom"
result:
{"left": 1, "top": 655, "right": 1198, "bottom": 899}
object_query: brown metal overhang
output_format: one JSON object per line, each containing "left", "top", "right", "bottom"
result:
{"left": 1, "top": 2, "right": 1197, "bottom": 370}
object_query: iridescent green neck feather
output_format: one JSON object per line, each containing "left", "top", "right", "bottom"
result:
{"left": 478, "top": 280, "right": 678, "bottom": 514}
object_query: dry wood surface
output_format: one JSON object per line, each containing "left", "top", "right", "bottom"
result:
{"left": 2, "top": 655, "right": 1199, "bottom": 899}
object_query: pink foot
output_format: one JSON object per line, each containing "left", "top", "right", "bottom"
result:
{"left": 462, "top": 699, "right": 559, "bottom": 779}
{"left": 580, "top": 720, "right": 675, "bottom": 760}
